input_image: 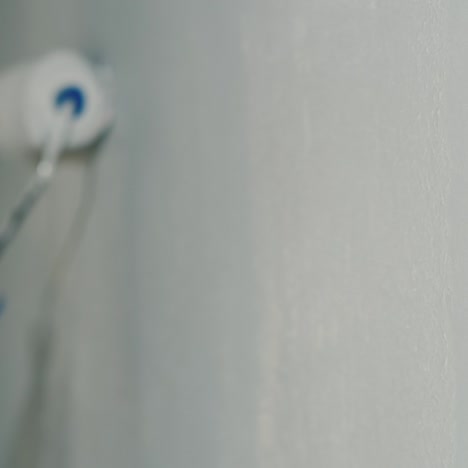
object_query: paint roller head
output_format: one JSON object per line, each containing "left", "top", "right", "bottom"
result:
{"left": 23, "top": 50, "right": 115, "bottom": 151}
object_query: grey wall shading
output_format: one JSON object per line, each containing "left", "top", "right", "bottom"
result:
{"left": 0, "top": 0, "right": 460, "bottom": 467}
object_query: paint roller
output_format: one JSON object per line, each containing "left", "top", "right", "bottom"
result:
{"left": 0, "top": 50, "right": 115, "bottom": 258}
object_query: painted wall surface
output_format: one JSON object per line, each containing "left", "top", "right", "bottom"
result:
{"left": 0, "top": 0, "right": 461, "bottom": 467}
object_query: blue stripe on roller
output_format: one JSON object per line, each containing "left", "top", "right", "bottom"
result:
{"left": 55, "top": 86, "right": 86, "bottom": 117}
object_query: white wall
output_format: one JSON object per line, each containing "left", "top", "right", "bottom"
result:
{"left": 0, "top": 0, "right": 461, "bottom": 467}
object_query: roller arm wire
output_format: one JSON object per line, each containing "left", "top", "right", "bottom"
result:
{"left": 0, "top": 103, "right": 73, "bottom": 259}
